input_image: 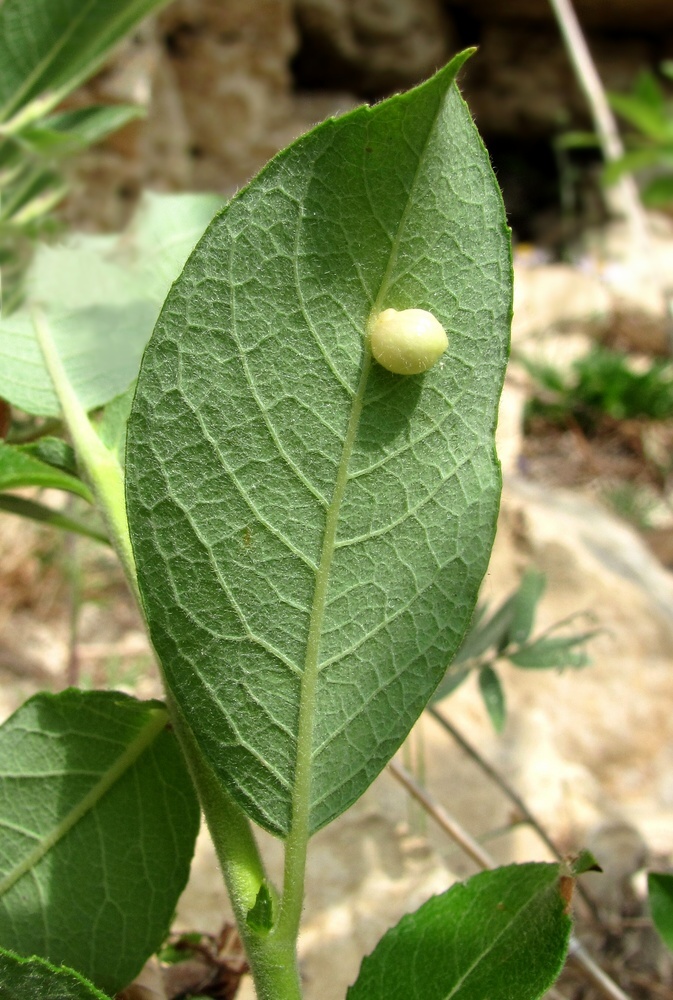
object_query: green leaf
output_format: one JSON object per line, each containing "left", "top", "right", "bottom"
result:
{"left": 96, "top": 383, "right": 136, "bottom": 468}
{"left": 555, "top": 130, "right": 601, "bottom": 150}
{"left": 430, "top": 662, "right": 472, "bottom": 703}
{"left": 603, "top": 148, "right": 673, "bottom": 185}
{"left": 0, "top": 440, "right": 91, "bottom": 500}
{"left": 0, "top": 192, "right": 223, "bottom": 417}
{"left": 246, "top": 881, "right": 275, "bottom": 934}
{"left": 632, "top": 70, "right": 667, "bottom": 113}
{"left": 452, "top": 592, "right": 518, "bottom": 664}
{"left": 0, "top": 164, "right": 67, "bottom": 224}
{"left": 508, "top": 633, "right": 596, "bottom": 670}
{"left": 19, "top": 435, "right": 77, "bottom": 475}
{"left": 608, "top": 90, "right": 671, "bottom": 142}
{"left": 478, "top": 664, "right": 506, "bottom": 732}
{"left": 0, "top": 0, "right": 172, "bottom": 125}
{"left": 0, "top": 690, "right": 200, "bottom": 995}
{"left": 126, "top": 54, "right": 512, "bottom": 837}
{"left": 0, "top": 493, "right": 109, "bottom": 543}
{"left": 346, "top": 862, "right": 572, "bottom": 999}
{"left": 569, "top": 850, "right": 601, "bottom": 876}
{"left": 508, "top": 570, "right": 546, "bottom": 645}
{"left": 19, "top": 104, "right": 144, "bottom": 156}
{"left": 0, "top": 304, "right": 156, "bottom": 417}
{"left": 649, "top": 872, "right": 673, "bottom": 952}
{"left": 642, "top": 173, "right": 673, "bottom": 207}
{"left": 0, "top": 949, "right": 110, "bottom": 1000}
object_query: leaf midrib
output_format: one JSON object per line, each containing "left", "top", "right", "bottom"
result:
{"left": 286, "top": 81, "right": 452, "bottom": 843}
{"left": 442, "top": 875, "right": 562, "bottom": 999}
{"left": 0, "top": 707, "right": 167, "bottom": 898}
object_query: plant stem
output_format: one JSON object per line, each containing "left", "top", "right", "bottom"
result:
{"left": 388, "top": 758, "right": 494, "bottom": 870}
{"left": 427, "top": 705, "right": 600, "bottom": 920}
{"left": 170, "top": 701, "right": 302, "bottom": 1000}
{"left": 32, "top": 305, "right": 302, "bottom": 997}
{"left": 547, "top": 0, "right": 647, "bottom": 245}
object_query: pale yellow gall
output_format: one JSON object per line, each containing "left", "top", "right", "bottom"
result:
{"left": 369, "top": 308, "right": 448, "bottom": 375}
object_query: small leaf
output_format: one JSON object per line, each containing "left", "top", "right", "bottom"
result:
{"left": 568, "top": 850, "right": 602, "bottom": 876}
{"left": 0, "top": 949, "right": 110, "bottom": 1000}
{"left": 555, "top": 131, "right": 601, "bottom": 150}
{"left": 430, "top": 663, "right": 471, "bottom": 703}
{"left": 0, "top": 440, "right": 91, "bottom": 500}
{"left": 452, "top": 592, "right": 518, "bottom": 663}
{"left": 20, "top": 105, "right": 144, "bottom": 155}
{"left": 347, "top": 863, "right": 572, "bottom": 999}
{"left": 642, "top": 173, "right": 673, "bottom": 207}
{"left": 508, "top": 570, "right": 546, "bottom": 645}
{"left": 478, "top": 664, "right": 506, "bottom": 732}
{"left": 0, "top": 493, "right": 109, "bottom": 543}
{"left": 608, "top": 89, "right": 670, "bottom": 142}
{"left": 96, "top": 383, "right": 136, "bottom": 468}
{"left": 20, "top": 436, "right": 77, "bottom": 475}
{"left": 603, "top": 148, "right": 673, "bottom": 185}
{"left": 649, "top": 872, "right": 673, "bottom": 952}
{"left": 508, "top": 633, "right": 596, "bottom": 670}
{"left": 0, "top": 690, "right": 200, "bottom": 995}
{"left": 0, "top": 165, "right": 67, "bottom": 224}
{"left": 246, "top": 881, "right": 275, "bottom": 934}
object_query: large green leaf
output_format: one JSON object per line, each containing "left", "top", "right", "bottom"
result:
{"left": 0, "top": 950, "right": 110, "bottom": 1000}
{"left": 126, "top": 54, "right": 512, "bottom": 837}
{"left": 0, "top": 0, "right": 171, "bottom": 124}
{"left": 0, "top": 192, "right": 225, "bottom": 417}
{"left": 0, "top": 690, "right": 200, "bottom": 995}
{"left": 347, "top": 863, "right": 572, "bottom": 1000}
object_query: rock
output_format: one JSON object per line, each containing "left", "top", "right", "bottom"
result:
{"left": 62, "top": 0, "right": 301, "bottom": 230}
{"left": 460, "top": 21, "right": 654, "bottom": 138}
{"left": 293, "top": 0, "right": 454, "bottom": 95}
{"left": 500, "top": 476, "right": 673, "bottom": 641}
{"left": 577, "top": 215, "right": 673, "bottom": 356}
{"left": 512, "top": 261, "right": 612, "bottom": 343}
{"left": 447, "top": 0, "right": 673, "bottom": 31}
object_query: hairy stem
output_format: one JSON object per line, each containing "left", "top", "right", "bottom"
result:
{"left": 171, "top": 704, "right": 302, "bottom": 999}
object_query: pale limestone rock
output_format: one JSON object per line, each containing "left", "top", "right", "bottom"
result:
{"left": 512, "top": 262, "right": 612, "bottom": 343}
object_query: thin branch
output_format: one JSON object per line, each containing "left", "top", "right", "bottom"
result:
{"left": 388, "top": 758, "right": 494, "bottom": 870}
{"left": 547, "top": 0, "right": 647, "bottom": 245}
{"left": 427, "top": 705, "right": 600, "bottom": 920}
{"left": 568, "top": 939, "right": 634, "bottom": 1000}
{"left": 387, "top": 759, "right": 633, "bottom": 1000}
